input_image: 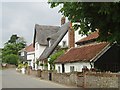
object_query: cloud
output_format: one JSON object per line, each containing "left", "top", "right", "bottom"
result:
{"left": 2, "top": 2, "right": 62, "bottom": 48}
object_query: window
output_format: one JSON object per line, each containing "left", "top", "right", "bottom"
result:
{"left": 70, "top": 66, "right": 74, "bottom": 72}
{"left": 62, "top": 41, "right": 67, "bottom": 48}
{"left": 58, "top": 66, "right": 61, "bottom": 73}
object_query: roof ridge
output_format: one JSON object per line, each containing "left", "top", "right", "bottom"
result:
{"left": 35, "top": 24, "right": 60, "bottom": 27}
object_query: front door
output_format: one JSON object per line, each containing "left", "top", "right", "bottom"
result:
{"left": 62, "top": 64, "right": 65, "bottom": 73}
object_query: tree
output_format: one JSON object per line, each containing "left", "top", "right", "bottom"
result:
{"left": 2, "top": 34, "right": 26, "bottom": 65}
{"left": 49, "top": 2, "right": 120, "bottom": 43}
{"left": 3, "top": 54, "right": 19, "bottom": 65}
{"left": 7, "top": 34, "right": 19, "bottom": 44}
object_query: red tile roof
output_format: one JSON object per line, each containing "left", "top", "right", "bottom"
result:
{"left": 25, "top": 43, "right": 35, "bottom": 52}
{"left": 55, "top": 42, "right": 109, "bottom": 63}
{"left": 76, "top": 31, "right": 99, "bottom": 44}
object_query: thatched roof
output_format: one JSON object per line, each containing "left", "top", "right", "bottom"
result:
{"left": 33, "top": 24, "right": 60, "bottom": 47}
{"left": 39, "top": 22, "right": 70, "bottom": 60}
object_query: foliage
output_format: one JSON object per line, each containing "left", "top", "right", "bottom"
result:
{"left": 24, "top": 62, "right": 28, "bottom": 68}
{"left": 17, "top": 63, "right": 24, "bottom": 69}
{"left": 40, "top": 63, "right": 43, "bottom": 66}
{"left": 17, "top": 62, "right": 28, "bottom": 69}
{"left": 49, "top": 2, "right": 120, "bottom": 44}
{"left": 44, "top": 63, "right": 48, "bottom": 67}
{"left": 3, "top": 54, "right": 19, "bottom": 65}
{"left": 2, "top": 34, "right": 26, "bottom": 65}
{"left": 49, "top": 50, "right": 64, "bottom": 70}
{"left": 36, "top": 60, "right": 39, "bottom": 66}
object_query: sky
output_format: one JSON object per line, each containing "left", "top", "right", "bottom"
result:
{"left": 1, "top": 0, "right": 63, "bottom": 48}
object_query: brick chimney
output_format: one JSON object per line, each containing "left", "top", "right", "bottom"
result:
{"left": 61, "top": 16, "right": 66, "bottom": 25}
{"left": 68, "top": 22, "right": 75, "bottom": 48}
{"left": 61, "top": 16, "right": 75, "bottom": 48}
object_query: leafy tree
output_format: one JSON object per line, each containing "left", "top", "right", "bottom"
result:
{"left": 49, "top": 50, "right": 64, "bottom": 70}
{"left": 3, "top": 54, "right": 19, "bottom": 65}
{"left": 7, "top": 34, "right": 19, "bottom": 44}
{"left": 49, "top": 2, "right": 120, "bottom": 43}
{"left": 2, "top": 34, "right": 26, "bottom": 65}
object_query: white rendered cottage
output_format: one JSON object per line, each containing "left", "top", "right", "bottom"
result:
{"left": 19, "top": 43, "right": 35, "bottom": 70}
{"left": 33, "top": 17, "right": 82, "bottom": 70}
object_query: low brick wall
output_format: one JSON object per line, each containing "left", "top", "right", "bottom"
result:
{"left": 40, "top": 71, "right": 120, "bottom": 88}
{"left": 41, "top": 70, "right": 49, "bottom": 80}
{"left": 52, "top": 73, "right": 72, "bottom": 86}
{"left": 30, "top": 70, "right": 37, "bottom": 77}
{"left": 41, "top": 71, "right": 84, "bottom": 87}
{"left": 85, "top": 72, "right": 120, "bottom": 88}
{"left": 24, "top": 69, "right": 120, "bottom": 88}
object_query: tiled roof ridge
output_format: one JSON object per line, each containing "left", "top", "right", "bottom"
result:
{"left": 35, "top": 24, "right": 60, "bottom": 28}
{"left": 76, "top": 31, "right": 99, "bottom": 43}
{"left": 72, "top": 42, "right": 107, "bottom": 50}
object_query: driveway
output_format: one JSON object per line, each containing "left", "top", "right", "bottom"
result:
{"left": 2, "top": 68, "right": 74, "bottom": 88}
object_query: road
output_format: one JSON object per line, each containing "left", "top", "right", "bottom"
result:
{"left": 2, "top": 68, "right": 73, "bottom": 88}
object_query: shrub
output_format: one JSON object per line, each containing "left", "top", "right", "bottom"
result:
{"left": 4, "top": 54, "right": 19, "bottom": 65}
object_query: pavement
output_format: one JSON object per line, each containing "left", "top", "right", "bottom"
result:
{"left": 2, "top": 68, "right": 76, "bottom": 88}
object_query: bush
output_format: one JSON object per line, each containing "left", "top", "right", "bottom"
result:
{"left": 4, "top": 54, "right": 19, "bottom": 65}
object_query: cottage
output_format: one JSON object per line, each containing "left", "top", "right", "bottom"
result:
{"left": 33, "top": 24, "right": 61, "bottom": 70}
{"left": 33, "top": 17, "right": 81, "bottom": 70}
{"left": 55, "top": 31, "right": 120, "bottom": 73}
{"left": 19, "top": 43, "right": 35, "bottom": 70}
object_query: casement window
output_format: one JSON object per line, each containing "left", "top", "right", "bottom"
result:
{"left": 70, "top": 66, "right": 74, "bottom": 72}
{"left": 62, "top": 41, "right": 67, "bottom": 48}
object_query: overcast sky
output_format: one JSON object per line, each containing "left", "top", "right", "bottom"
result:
{"left": 1, "top": 1, "right": 63, "bottom": 48}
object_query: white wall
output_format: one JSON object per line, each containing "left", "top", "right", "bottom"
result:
{"left": 21, "top": 51, "right": 24, "bottom": 56}
{"left": 35, "top": 42, "right": 46, "bottom": 59}
{"left": 35, "top": 42, "right": 46, "bottom": 70}
{"left": 59, "top": 31, "right": 84, "bottom": 48}
{"left": 65, "top": 62, "right": 91, "bottom": 73}
{"left": 55, "top": 64, "right": 63, "bottom": 73}
{"left": 59, "top": 32, "right": 68, "bottom": 47}
{"left": 27, "top": 51, "right": 35, "bottom": 69}
{"left": 55, "top": 62, "right": 92, "bottom": 73}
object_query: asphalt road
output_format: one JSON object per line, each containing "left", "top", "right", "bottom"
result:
{"left": 2, "top": 68, "right": 73, "bottom": 88}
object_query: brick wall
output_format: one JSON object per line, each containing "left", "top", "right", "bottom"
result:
{"left": 40, "top": 71, "right": 120, "bottom": 88}
{"left": 41, "top": 70, "right": 49, "bottom": 80}
{"left": 25, "top": 69, "right": 120, "bottom": 88}
{"left": 84, "top": 72, "right": 120, "bottom": 88}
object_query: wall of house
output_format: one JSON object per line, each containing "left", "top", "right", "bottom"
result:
{"left": 35, "top": 42, "right": 46, "bottom": 59}
{"left": 55, "top": 64, "right": 63, "bottom": 73}
{"left": 59, "top": 31, "right": 83, "bottom": 48}
{"left": 27, "top": 51, "right": 35, "bottom": 69}
{"left": 21, "top": 51, "right": 25, "bottom": 57}
{"left": 55, "top": 62, "right": 91, "bottom": 73}
{"left": 65, "top": 62, "right": 91, "bottom": 73}
{"left": 59, "top": 32, "right": 68, "bottom": 48}
{"left": 35, "top": 42, "right": 46, "bottom": 70}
